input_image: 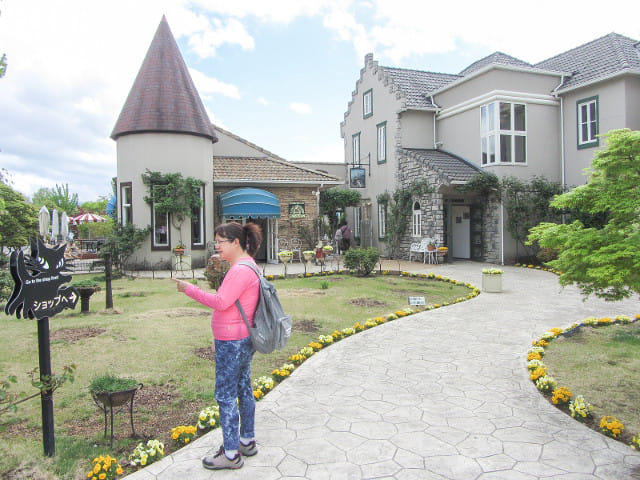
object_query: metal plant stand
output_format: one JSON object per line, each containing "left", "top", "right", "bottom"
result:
{"left": 92, "top": 383, "right": 143, "bottom": 447}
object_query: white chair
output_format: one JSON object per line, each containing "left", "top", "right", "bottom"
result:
{"left": 409, "top": 239, "right": 430, "bottom": 263}
{"left": 289, "top": 238, "right": 303, "bottom": 262}
{"left": 277, "top": 238, "right": 289, "bottom": 252}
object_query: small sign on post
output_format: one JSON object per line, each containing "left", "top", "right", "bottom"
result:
{"left": 4, "top": 238, "right": 79, "bottom": 457}
{"left": 408, "top": 296, "right": 426, "bottom": 306}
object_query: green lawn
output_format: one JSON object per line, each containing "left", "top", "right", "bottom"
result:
{"left": 0, "top": 272, "right": 471, "bottom": 479}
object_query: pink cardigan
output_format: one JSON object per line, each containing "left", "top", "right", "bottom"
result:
{"left": 184, "top": 260, "right": 259, "bottom": 341}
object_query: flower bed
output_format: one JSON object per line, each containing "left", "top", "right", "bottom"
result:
{"left": 528, "top": 314, "right": 640, "bottom": 449}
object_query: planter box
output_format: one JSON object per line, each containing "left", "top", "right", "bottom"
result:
{"left": 482, "top": 273, "right": 502, "bottom": 292}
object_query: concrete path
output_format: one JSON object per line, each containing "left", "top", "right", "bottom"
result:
{"left": 127, "top": 260, "right": 640, "bottom": 479}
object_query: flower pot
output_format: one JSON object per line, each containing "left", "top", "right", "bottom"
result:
{"left": 482, "top": 273, "right": 502, "bottom": 292}
{"left": 278, "top": 255, "right": 292, "bottom": 264}
{"left": 173, "top": 248, "right": 185, "bottom": 255}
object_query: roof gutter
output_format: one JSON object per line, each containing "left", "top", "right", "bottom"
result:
{"left": 551, "top": 75, "right": 567, "bottom": 195}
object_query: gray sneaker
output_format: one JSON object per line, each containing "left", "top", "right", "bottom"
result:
{"left": 239, "top": 440, "right": 258, "bottom": 457}
{"left": 202, "top": 446, "right": 244, "bottom": 470}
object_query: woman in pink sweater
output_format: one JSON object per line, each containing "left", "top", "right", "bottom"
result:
{"left": 173, "top": 222, "right": 261, "bottom": 470}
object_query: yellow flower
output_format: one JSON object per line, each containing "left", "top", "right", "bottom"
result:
{"left": 116, "top": 467, "right": 123, "bottom": 475}
{"left": 93, "top": 464, "right": 101, "bottom": 474}
{"left": 99, "top": 473, "right": 106, "bottom": 480}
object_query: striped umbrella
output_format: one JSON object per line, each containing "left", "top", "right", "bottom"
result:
{"left": 71, "top": 213, "right": 107, "bottom": 225}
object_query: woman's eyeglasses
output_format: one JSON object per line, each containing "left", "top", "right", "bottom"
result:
{"left": 214, "top": 239, "right": 232, "bottom": 246}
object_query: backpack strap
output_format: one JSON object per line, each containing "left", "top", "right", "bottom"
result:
{"left": 235, "top": 261, "right": 260, "bottom": 330}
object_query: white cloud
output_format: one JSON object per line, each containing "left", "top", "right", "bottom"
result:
{"left": 188, "top": 17, "right": 255, "bottom": 57}
{"left": 257, "top": 97, "right": 269, "bottom": 106}
{"left": 189, "top": 68, "right": 241, "bottom": 98}
{"left": 289, "top": 102, "right": 312, "bottom": 114}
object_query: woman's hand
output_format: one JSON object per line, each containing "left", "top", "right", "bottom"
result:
{"left": 172, "top": 278, "right": 189, "bottom": 292}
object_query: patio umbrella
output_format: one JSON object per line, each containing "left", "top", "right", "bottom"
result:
{"left": 38, "top": 205, "right": 50, "bottom": 239}
{"left": 60, "top": 212, "right": 69, "bottom": 242}
{"left": 51, "top": 209, "right": 59, "bottom": 242}
{"left": 71, "top": 213, "right": 107, "bottom": 225}
{"left": 71, "top": 212, "right": 107, "bottom": 240}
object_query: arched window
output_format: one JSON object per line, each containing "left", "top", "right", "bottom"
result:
{"left": 412, "top": 201, "right": 421, "bottom": 237}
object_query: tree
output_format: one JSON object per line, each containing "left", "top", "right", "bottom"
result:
{"left": 101, "top": 223, "right": 151, "bottom": 274}
{"left": 319, "top": 188, "right": 361, "bottom": 234}
{"left": 0, "top": 183, "right": 39, "bottom": 249}
{"left": 141, "top": 170, "right": 204, "bottom": 243}
{"left": 31, "top": 183, "right": 79, "bottom": 216}
{"left": 528, "top": 129, "right": 640, "bottom": 300}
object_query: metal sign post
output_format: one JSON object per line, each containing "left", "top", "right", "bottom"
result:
{"left": 4, "top": 238, "right": 79, "bottom": 457}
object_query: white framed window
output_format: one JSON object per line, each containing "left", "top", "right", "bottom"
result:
{"left": 577, "top": 96, "right": 599, "bottom": 148}
{"left": 363, "top": 89, "right": 373, "bottom": 118}
{"left": 352, "top": 132, "right": 360, "bottom": 165}
{"left": 377, "top": 202, "right": 386, "bottom": 238}
{"left": 152, "top": 185, "right": 169, "bottom": 248}
{"left": 353, "top": 207, "right": 360, "bottom": 238}
{"left": 191, "top": 185, "right": 204, "bottom": 247}
{"left": 481, "top": 102, "right": 526, "bottom": 165}
{"left": 377, "top": 121, "right": 387, "bottom": 163}
{"left": 412, "top": 201, "right": 421, "bottom": 237}
{"left": 120, "top": 182, "right": 132, "bottom": 225}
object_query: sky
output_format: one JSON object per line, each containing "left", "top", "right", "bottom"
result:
{"left": 1, "top": 0, "right": 639, "bottom": 203}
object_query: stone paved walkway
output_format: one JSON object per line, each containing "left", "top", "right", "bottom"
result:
{"left": 127, "top": 261, "right": 640, "bottom": 479}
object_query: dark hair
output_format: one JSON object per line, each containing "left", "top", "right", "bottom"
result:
{"left": 214, "top": 222, "right": 262, "bottom": 257}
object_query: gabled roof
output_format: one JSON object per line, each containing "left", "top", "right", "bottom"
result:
{"left": 213, "top": 156, "right": 341, "bottom": 185}
{"left": 458, "top": 51, "right": 534, "bottom": 76}
{"left": 402, "top": 148, "right": 482, "bottom": 183}
{"left": 381, "top": 67, "right": 460, "bottom": 108}
{"left": 111, "top": 16, "right": 216, "bottom": 141}
{"left": 535, "top": 32, "right": 640, "bottom": 92}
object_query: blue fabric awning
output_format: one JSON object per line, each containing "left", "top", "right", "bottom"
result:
{"left": 219, "top": 188, "right": 281, "bottom": 218}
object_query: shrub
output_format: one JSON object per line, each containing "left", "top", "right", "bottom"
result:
{"left": 344, "top": 247, "right": 380, "bottom": 276}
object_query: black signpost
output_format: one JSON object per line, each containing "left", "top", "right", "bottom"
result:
{"left": 4, "top": 238, "right": 79, "bottom": 457}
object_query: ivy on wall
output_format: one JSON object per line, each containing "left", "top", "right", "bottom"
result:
{"left": 141, "top": 169, "right": 205, "bottom": 230}
{"left": 377, "top": 179, "right": 434, "bottom": 258}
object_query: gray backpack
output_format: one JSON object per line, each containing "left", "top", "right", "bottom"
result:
{"left": 235, "top": 261, "right": 292, "bottom": 354}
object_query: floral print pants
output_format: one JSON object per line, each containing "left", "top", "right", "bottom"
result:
{"left": 214, "top": 336, "right": 255, "bottom": 452}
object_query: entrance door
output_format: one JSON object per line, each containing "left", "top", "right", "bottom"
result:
{"left": 451, "top": 205, "right": 471, "bottom": 259}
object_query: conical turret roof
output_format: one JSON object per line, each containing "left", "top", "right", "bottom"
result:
{"left": 111, "top": 16, "right": 217, "bottom": 142}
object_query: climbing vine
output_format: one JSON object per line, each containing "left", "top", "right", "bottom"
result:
{"left": 141, "top": 170, "right": 205, "bottom": 236}
{"left": 377, "top": 179, "right": 434, "bottom": 258}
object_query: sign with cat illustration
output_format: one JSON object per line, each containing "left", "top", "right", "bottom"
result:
{"left": 5, "top": 238, "right": 79, "bottom": 320}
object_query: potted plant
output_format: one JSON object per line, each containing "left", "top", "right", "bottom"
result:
{"left": 302, "top": 250, "right": 315, "bottom": 265}
{"left": 173, "top": 241, "right": 186, "bottom": 255}
{"left": 482, "top": 268, "right": 503, "bottom": 292}
{"left": 90, "top": 374, "right": 143, "bottom": 447}
{"left": 278, "top": 250, "right": 294, "bottom": 263}
{"left": 72, "top": 279, "right": 101, "bottom": 313}
{"left": 427, "top": 239, "right": 436, "bottom": 251}
{"left": 437, "top": 246, "right": 448, "bottom": 257}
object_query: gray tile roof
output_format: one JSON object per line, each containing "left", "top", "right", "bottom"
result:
{"left": 458, "top": 51, "right": 534, "bottom": 76}
{"left": 111, "top": 16, "right": 216, "bottom": 141}
{"left": 535, "top": 32, "right": 640, "bottom": 91}
{"left": 381, "top": 67, "right": 460, "bottom": 108}
{"left": 402, "top": 148, "right": 482, "bottom": 183}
